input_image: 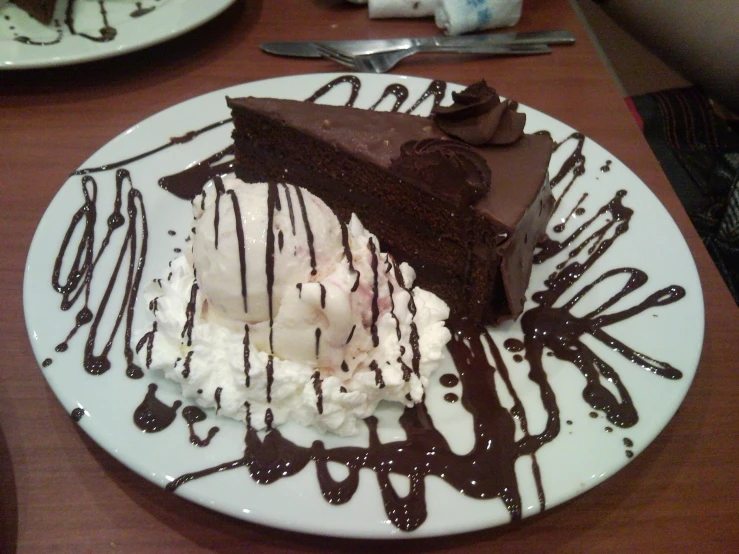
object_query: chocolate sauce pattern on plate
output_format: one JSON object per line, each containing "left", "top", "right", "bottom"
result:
{"left": 43, "top": 76, "right": 688, "bottom": 532}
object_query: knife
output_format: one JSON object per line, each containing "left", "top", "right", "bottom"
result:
{"left": 260, "top": 30, "right": 575, "bottom": 58}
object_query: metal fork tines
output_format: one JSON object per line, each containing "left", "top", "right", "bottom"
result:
{"left": 315, "top": 42, "right": 552, "bottom": 73}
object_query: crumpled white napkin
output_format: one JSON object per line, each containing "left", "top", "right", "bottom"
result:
{"left": 346, "top": 0, "right": 523, "bottom": 35}
{"left": 369, "top": 0, "right": 437, "bottom": 19}
{"left": 436, "top": 0, "right": 522, "bottom": 35}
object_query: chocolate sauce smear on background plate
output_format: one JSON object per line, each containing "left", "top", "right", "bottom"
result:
{"left": 46, "top": 76, "right": 687, "bottom": 532}
{"left": 6, "top": 0, "right": 163, "bottom": 46}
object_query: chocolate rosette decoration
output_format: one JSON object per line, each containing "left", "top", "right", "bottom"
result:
{"left": 433, "top": 80, "right": 526, "bottom": 146}
{"left": 389, "top": 138, "right": 491, "bottom": 208}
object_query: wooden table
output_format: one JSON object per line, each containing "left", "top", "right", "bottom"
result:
{"left": 2, "top": 0, "right": 738, "bottom": 551}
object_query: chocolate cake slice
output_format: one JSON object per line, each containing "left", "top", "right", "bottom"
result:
{"left": 227, "top": 81, "right": 554, "bottom": 325}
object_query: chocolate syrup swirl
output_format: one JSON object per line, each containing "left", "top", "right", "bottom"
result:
{"left": 181, "top": 284, "right": 198, "bottom": 347}
{"left": 212, "top": 175, "right": 225, "bottom": 249}
{"left": 47, "top": 76, "right": 689, "bottom": 533}
{"left": 159, "top": 144, "right": 235, "bottom": 201}
{"left": 339, "top": 221, "right": 360, "bottom": 292}
{"left": 134, "top": 384, "right": 182, "bottom": 432}
{"left": 306, "top": 75, "right": 361, "bottom": 106}
{"left": 369, "top": 84, "right": 409, "bottom": 112}
{"left": 14, "top": 23, "right": 62, "bottom": 45}
{"left": 406, "top": 80, "right": 447, "bottom": 114}
{"left": 312, "top": 371, "right": 324, "bottom": 414}
{"left": 549, "top": 132, "right": 587, "bottom": 211}
{"left": 182, "top": 406, "right": 220, "bottom": 447}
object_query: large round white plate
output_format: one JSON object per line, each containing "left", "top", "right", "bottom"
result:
{"left": 23, "top": 73, "right": 703, "bottom": 538}
{"left": 1, "top": 0, "right": 236, "bottom": 69}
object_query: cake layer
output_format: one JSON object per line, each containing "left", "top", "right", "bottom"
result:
{"left": 227, "top": 83, "right": 554, "bottom": 324}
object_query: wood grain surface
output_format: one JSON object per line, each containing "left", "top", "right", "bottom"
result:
{"left": 2, "top": 0, "right": 738, "bottom": 552}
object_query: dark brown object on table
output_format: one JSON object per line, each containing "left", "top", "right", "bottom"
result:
{"left": 10, "top": 0, "right": 57, "bottom": 25}
{"left": 2, "top": 0, "right": 738, "bottom": 552}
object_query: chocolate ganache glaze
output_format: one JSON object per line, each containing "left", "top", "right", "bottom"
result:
{"left": 46, "top": 76, "right": 687, "bottom": 532}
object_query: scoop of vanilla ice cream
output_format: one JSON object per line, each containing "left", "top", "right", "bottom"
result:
{"left": 191, "top": 177, "right": 343, "bottom": 326}
{"left": 139, "top": 176, "right": 451, "bottom": 436}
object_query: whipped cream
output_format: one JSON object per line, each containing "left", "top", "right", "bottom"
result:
{"left": 138, "top": 176, "right": 450, "bottom": 436}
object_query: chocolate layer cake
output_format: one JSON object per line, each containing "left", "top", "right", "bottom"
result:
{"left": 11, "top": 0, "right": 57, "bottom": 24}
{"left": 227, "top": 81, "right": 554, "bottom": 324}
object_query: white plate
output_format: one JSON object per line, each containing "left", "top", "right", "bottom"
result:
{"left": 23, "top": 73, "right": 703, "bottom": 538}
{"left": 1, "top": 0, "right": 236, "bottom": 69}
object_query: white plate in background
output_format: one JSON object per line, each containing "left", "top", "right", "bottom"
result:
{"left": 1, "top": 0, "right": 237, "bottom": 69}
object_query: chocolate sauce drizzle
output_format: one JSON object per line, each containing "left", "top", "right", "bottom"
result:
{"left": 228, "top": 189, "right": 248, "bottom": 313}
{"left": 306, "top": 75, "right": 361, "bottom": 106}
{"left": 406, "top": 80, "right": 447, "bottom": 114}
{"left": 182, "top": 406, "right": 220, "bottom": 447}
{"left": 369, "top": 84, "right": 409, "bottom": 112}
{"left": 13, "top": 22, "right": 62, "bottom": 45}
{"left": 52, "top": 169, "right": 147, "bottom": 379}
{"left": 47, "top": 76, "right": 688, "bottom": 533}
{"left": 243, "top": 324, "right": 251, "bottom": 387}
{"left": 368, "top": 237, "right": 381, "bottom": 348}
{"left": 134, "top": 384, "right": 182, "bottom": 432}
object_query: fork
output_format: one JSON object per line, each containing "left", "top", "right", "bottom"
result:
{"left": 315, "top": 42, "right": 552, "bottom": 73}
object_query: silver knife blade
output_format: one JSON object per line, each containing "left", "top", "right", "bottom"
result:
{"left": 261, "top": 39, "right": 413, "bottom": 58}
{"left": 260, "top": 30, "right": 574, "bottom": 59}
